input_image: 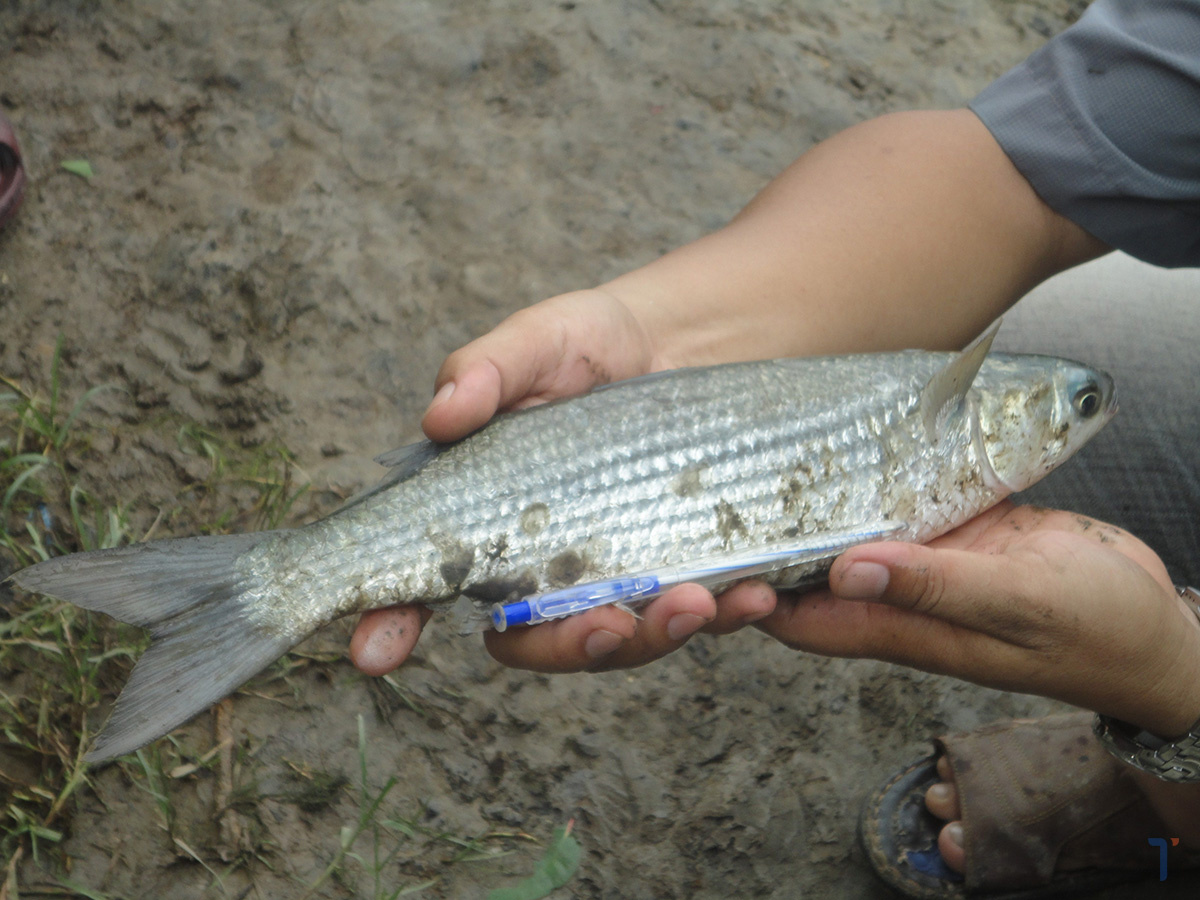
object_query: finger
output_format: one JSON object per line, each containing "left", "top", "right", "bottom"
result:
{"left": 756, "top": 589, "right": 1040, "bottom": 697}
{"left": 421, "top": 291, "right": 655, "bottom": 443}
{"left": 484, "top": 584, "right": 716, "bottom": 673}
{"left": 591, "top": 584, "right": 718, "bottom": 671}
{"left": 827, "top": 540, "right": 1038, "bottom": 637}
{"left": 702, "top": 580, "right": 777, "bottom": 634}
{"left": 419, "top": 297, "right": 588, "bottom": 442}
{"left": 755, "top": 586, "right": 961, "bottom": 660}
{"left": 350, "top": 605, "right": 433, "bottom": 676}
{"left": 420, "top": 331, "right": 549, "bottom": 442}
{"left": 483, "top": 604, "right": 640, "bottom": 673}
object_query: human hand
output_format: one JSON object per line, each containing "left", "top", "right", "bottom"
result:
{"left": 418, "top": 288, "right": 659, "bottom": 443}
{"left": 350, "top": 288, "right": 779, "bottom": 675}
{"left": 760, "top": 502, "right": 1200, "bottom": 737}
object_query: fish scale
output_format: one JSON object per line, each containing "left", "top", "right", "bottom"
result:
{"left": 10, "top": 330, "right": 1116, "bottom": 760}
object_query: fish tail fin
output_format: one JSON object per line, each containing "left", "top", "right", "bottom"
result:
{"left": 10, "top": 532, "right": 297, "bottom": 762}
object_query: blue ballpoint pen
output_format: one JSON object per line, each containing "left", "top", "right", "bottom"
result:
{"left": 491, "top": 520, "right": 904, "bottom": 631}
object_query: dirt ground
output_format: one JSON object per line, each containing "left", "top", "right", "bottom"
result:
{"left": 0, "top": 1, "right": 1178, "bottom": 898}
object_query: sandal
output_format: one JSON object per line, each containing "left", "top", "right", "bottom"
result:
{"left": 0, "top": 110, "right": 26, "bottom": 229}
{"left": 860, "top": 713, "right": 1200, "bottom": 898}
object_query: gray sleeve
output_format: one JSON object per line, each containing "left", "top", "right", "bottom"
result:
{"left": 969, "top": 0, "right": 1200, "bottom": 268}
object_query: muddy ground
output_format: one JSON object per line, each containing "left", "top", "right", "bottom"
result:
{"left": 0, "top": 1, "right": 1173, "bottom": 898}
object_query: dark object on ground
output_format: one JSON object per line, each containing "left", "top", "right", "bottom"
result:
{"left": 0, "top": 111, "right": 26, "bottom": 229}
{"left": 859, "top": 713, "right": 1200, "bottom": 899}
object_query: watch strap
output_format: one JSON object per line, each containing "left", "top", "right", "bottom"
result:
{"left": 1091, "top": 586, "right": 1200, "bottom": 783}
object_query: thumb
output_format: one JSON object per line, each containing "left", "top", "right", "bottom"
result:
{"left": 421, "top": 290, "right": 652, "bottom": 443}
{"left": 421, "top": 313, "right": 561, "bottom": 442}
{"left": 828, "top": 540, "right": 1019, "bottom": 633}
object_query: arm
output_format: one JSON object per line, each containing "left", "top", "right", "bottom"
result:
{"left": 420, "top": 108, "right": 1107, "bottom": 446}
{"left": 603, "top": 108, "right": 1107, "bottom": 368}
{"left": 352, "top": 108, "right": 1110, "bottom": 676}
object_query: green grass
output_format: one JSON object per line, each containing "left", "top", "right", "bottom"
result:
{"left": 296, "top": 715, "right": 554, "bottom": 900}
{"left": 176, "top": 421, "right": 308, "bottom": 533}
{"left": 0, "top": 340, "right": 305, "bottom": 891}
{"left": 0, "top": 340, "right": 136, "bottom": 887}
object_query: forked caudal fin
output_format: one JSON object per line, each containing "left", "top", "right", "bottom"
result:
{"left": 9, "top": 532, "right": 297, "bottom": 762}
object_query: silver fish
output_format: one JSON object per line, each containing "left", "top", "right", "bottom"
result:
{"left": 9, "top": 324, "right": 1115, "bottom": 761}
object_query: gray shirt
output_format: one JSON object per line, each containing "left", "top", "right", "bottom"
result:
{"left": 970, "top": 0, "right": 1200, "bottom": 267}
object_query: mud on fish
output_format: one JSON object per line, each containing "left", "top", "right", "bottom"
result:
{"left": 9, "top": 323, "right": 1116, "bottom": 761}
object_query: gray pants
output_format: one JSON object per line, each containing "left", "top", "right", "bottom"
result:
{"left": 994, "top": 253, "right": 1199, "bottom": 586}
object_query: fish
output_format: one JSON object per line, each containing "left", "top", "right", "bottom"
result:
{"left": 8, "top": 323, "right": 1116, "bottom": 761}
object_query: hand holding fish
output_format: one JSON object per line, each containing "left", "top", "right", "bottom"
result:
{"left": 351, "top": 286, "right": 743, "bottom": 676}
{"left": 765, "top": 502, "right": 1200, "bottom": 739}
{"left": 450, "top": 495, "right": 1200, "bottom": 743}
{"left": 350, "top": 109, "right": 1115, "bottom": 681}
{"left": 420, "top": 289, "right": 659, "bottom": 444}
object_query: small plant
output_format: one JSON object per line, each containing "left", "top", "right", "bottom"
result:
{"left": 0, "top": 340, "right": 137, "bottom": 888}
{"left": 177, "top": 423, "right": 308, "bottom": 533}
{"left": 298, "top": 715, "right": 434, "bottom": 900}
{"left": 294, "top": 715, "right": 579, "bottom": 900}
{"left": 1, "top": 337, "right": 125, "bottom": 564}
{"left": 0, "top": 339, "right": 306, "bottom": 893}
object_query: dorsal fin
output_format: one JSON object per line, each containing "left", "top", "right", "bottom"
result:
{"left": 373, "top": 440, "right": 442, "bottom": 474}
{"left": 920, "top": 320, "right": 1000, "bottom": 442}
{"left": 324, "top": 440, "right": 445, "bottom": 517}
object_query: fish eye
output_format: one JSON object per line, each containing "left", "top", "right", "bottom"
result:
{"left": 1072, "top": 384, "right": 1102, "bottom": 418}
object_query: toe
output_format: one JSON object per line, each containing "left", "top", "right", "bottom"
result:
{"left": 924, "top": 779, "right": 960, "bottom": 820}
{"left": 936, "top": 754, "right": 955, "bottom": 782}
{"left": 937, "top": 821, "right": 966, "bottom": 874}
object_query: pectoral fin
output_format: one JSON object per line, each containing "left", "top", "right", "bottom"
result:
{"left": 920, "top": 319, "right": 1000, "bottom": 442}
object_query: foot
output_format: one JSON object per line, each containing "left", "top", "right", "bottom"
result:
{"left": 923, "top": 755, "right": 967, "bottom": 874}
{"left": 923, "top": 727, "right": 1200, "bottom": 878}
{"left": 862, "top": 714, "right": 1200, "bottom": 898}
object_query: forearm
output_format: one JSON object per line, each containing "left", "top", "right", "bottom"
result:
{"left": 602, "top": 108, "right": 1109, "bottom": 367}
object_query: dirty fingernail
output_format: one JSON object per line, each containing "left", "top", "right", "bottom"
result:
{"left": 838, "top": 561, "right": 889, "bottom": 600}
{"left": 667, "top": 613, "right": 707, "bottom": 641}
{"left": 944, "top": 821, "right": 964, "bottom": 850}
{"left": 584, "top": 629, "right": 625, "bottom": 659}
{"left": 429, "top": 381, "right": 455, "bottom": 408}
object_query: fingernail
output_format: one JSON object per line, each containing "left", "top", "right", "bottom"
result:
{"left": 358, "top": 629, "right": 400, "bottom": 674}
{"left": 429, "top": 381, "right": 455, "bottom": 408}
{"left": 926, "top": 782, "right": 953, "bottom": 805}
{"left": 944, "top": 821, "right": 964, "bottom": 851}
{"left": 838, "top": 561, "right": 889, "bottom": 600}
{"left": 738, "top": 607, "right": 772, "bottom": 626}
{"left": 584, "top": 629, "right": 625, "bottom": 659}
{"left": 667, "top": 613, "right": 707, "bottom": 641}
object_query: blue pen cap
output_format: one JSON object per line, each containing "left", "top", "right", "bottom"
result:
{"left": 492, "top": 600, "right": 533, "bottom": 632}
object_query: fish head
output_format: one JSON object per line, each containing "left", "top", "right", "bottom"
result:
{"left": 973, "top": 356, "right": 1116, "bottom": 494}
